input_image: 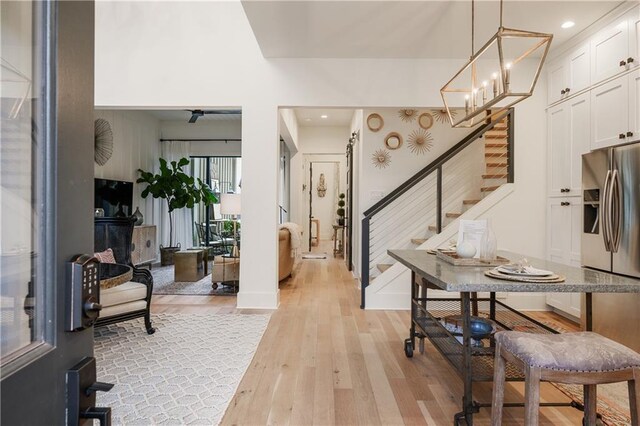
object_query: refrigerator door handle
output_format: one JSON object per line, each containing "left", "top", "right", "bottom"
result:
{"left": 611, "top": 169, "right": 622, "bottom": 253}
{"left": 602, "top": 169, "right": 612, "bottom": 252}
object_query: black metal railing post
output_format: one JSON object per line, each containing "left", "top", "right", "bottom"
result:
{"left": 436, "top": 166, "right": 443, "bottom": 233}
{"left": 361, "top": 217, "right": 370, "bottom": 309}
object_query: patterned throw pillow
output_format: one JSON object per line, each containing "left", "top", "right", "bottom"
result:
{"left": 94, "top": 248, "right": 116, "bottom": 264}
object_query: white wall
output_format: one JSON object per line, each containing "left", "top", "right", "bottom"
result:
{"left": 95, "top": 1, "right": 549, "bottom": 309}
{"left": 160, "top": 119, "right": 242, "bottom": 157}
{"left": 94, "top": 109, "right": 162, "bottom": 229}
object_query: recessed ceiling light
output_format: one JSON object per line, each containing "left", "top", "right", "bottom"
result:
{"left": 320, "top": 115, "right": 328, "bottom": 119}
{"left": 561, "top": 21, "right": 575, "bottom": 29}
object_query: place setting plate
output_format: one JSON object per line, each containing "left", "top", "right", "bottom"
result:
{"left": 484, "top": 266, "right": 565, "bottom": 283}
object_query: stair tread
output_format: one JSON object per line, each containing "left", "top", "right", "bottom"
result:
{"left": 485, "top": 134, "right": 508, "bottom": 139}
{"left": 463, "top": 199, "right": 481, "bottom": 205}
{"left": 482, "top": 174, "right": 508, "bottom": 179}
{"left": 428, "top": 225, "right": 438, "bottom": 232}
{"left": 486, "top": 162, "right": 508, "bottom": 167}
{"left": 485, "top": 143, "right": 508, "bottom": 147}
{"left": 481, "top": 185, "right": 500, "bottom": 192}
{"left": 377, "top": 263, "right": 393, "bottom": 273}
{"left": 485, "top": 153, "right": 508, "bottom": 158}
{"left": 411, "top": 238, "right": 427, "bottom": 245}
{"left": 445, "top": 212, "right": 461, "bottom": 218}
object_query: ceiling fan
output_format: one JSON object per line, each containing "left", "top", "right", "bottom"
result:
{"left": 186, "top": 109, "right": 242, "bottom": 123}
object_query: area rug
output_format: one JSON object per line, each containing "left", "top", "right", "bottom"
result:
{"left": 151, "top": 265, "right": 237, "bottom": 296}
{"left": 95, "top": 313, "right": 271, "bottom": 425}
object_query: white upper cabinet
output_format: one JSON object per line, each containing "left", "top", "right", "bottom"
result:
{"left": 591, "top": 16, "right": 629, "bottom": 83}
{"left": 547, "top": 103, "right": 570, "bottom": 196}
{"left": 591, "top": 76, "right": 629, "bottom": 150}
{"left": 547, "top": 93, "right": 590, "bottom": 197}
{"left": 628, "top": 6, "right": 639, "bottom": 69}
{"left": 568, "top": 43, "right": 591, "bottom": 95}
{"left": 630, "top": 69, "right": 640, "bottom": 139}
{"left": 547, "top": 60, "right": 568, "bottom": 105}
{"left": 568, "top": 94, "right": 591, "bottom": 193}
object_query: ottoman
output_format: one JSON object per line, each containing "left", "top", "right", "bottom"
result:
{"left": 174, "top": 250, "right": 205, "bottom": 282}
{"left": 211, "top": 255, "right": 240, "bottom": 287}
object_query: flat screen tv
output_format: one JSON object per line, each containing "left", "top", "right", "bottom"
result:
{"left": 95, "top": 178, "right": 134, "bottom": 217}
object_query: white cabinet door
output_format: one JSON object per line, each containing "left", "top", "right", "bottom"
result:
{"left": 568, "top": 93, "right": 591, "bottom": 194}
{"left": 547, "top": 198, "right": 570, "bottom": 263}
{"left": 628, "top": 6, "right": 639, "bottom": 68}
{"left": 547, "top": 59, "right": 568, "bottom": 105}
{"left": 568, "top": 43, "right": 591, "bottom": 95}
{"left": 546, "top": 197, "right": 582, "bottom": 317}
{"left": 591, "top": 76, "right": 629, "bottom": 150}
{"left": 548, "top": 104, "right": 570, "bottom": 196}
{"left": 591, "top": 17, "right": 629, "bottom": 83}
{"left": 630, "top": 69, "right": 640, "bottom": 139}
{"left": 569, "top": 199, "right": 583, "bottom": 267}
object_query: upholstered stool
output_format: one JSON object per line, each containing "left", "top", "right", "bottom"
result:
{"left": 211, "top": 255, "right": 240, "bottom": 287}
{"left": 492, "top": 331, "right": 640, "bottom": 426}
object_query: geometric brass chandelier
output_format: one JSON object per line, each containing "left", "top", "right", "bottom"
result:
{"left": 440, "top": 0, "right": 553, "bottom": 128}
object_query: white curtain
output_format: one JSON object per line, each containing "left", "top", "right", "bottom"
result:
{"left": 161, "top": 140, "right": 193, "bottom": 249}
{"left": 333, "top": 162, "right": 340, "bottom": 222}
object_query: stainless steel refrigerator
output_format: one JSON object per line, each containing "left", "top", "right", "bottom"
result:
{"left": 582, "top": 142, "right": 640, "bottom": 351}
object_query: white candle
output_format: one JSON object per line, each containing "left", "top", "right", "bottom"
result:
{"left": 482, "top": 81, "right": 488, "bottom": 104}
{"left": 465, "top": 94, "right": 470, "bottom": 115}
{"left": 472, "top": 89, "right": 478, "bottom": 110}
{"left": 492, "top": 73, "right": 498, "bottom": 97}
{"left": 505, "top": 63, "right": 512, "bottom": 92}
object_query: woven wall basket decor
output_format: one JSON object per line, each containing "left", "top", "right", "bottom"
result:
{"left": 94, "top": 118, "right": 114, "bottom": 166}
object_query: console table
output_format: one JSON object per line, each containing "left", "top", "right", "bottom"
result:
{"left": 388, "top": 249, "right": 640, "bottom": 426}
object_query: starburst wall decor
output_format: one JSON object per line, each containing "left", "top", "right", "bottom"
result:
{"left": 371, "top": 149, "right": 391, "bottom": 169}
{"left": 398, "top": 109, "right": 418, "bottom": 123}
{"left": 407, "top": 129, "right": 434, "bottom": 155}
{"left": 431, "top": 109, "right": 456, "bottom": 124}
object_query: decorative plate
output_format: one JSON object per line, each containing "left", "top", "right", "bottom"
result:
{"left": 418, "top": 112, "right": 434, "bottom": 130}
{"left": 371, "top": 149, "right": 391, "bottom": 169}
{"left": 407, "top": 128, "right": 433, "bottom": 155}
{"left": 384, "top": 132, "right": 403, "bottom": 150}
{"left": 366, "top": 113, "right": 384, "bottom": 132}
{"left": 398, "top": 109, "right": 418, "bottom": 122}
{"left": 94, "top": 118, "right": 114, "bottom": 166}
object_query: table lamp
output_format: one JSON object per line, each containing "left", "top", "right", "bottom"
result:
{"left": 220, "top": 193, "right": 241, "bottom": 257}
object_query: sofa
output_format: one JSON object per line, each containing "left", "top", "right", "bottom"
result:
{"left": 94, "top": 217, "right": 155, "bottom": 334}
{"left": 279, "top": 228, "right": 294, "bottom": 281}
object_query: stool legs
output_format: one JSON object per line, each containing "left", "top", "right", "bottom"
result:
{"left": 524, "top": 364, "right": 541, "bottom": 426}
{"left": 491, "top": 342, "right": 506, "bottom": 426}
{"left": 630, "top": 368, "right": 640, "bottom": 426}
{"left": 583, "top": 385, "right": 597, "bottom": 425}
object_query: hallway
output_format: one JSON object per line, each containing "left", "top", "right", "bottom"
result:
{"left": 152, "top": 248, "right": 583, "bottom": 425}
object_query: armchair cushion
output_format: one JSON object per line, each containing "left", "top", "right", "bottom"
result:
{"left": 101, "top": 281, "right": 147, "bottom": 307}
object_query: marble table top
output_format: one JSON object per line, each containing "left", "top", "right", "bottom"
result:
{"left": 387, "top": 249, "right": 640, "bottom": 293}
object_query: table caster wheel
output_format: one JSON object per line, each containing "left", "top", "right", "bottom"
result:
{"left": 212, "top": 283, "right": 218, "bottom": 289}
{"left": 404, "top": 339, "right": 413, "bottom": 358}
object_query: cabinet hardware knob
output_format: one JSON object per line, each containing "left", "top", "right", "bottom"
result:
{"left": 565, "top": 88, "right": 570, "bottom": 93}
{"left": 620, "top": 60, "right": 627, "bottom": 66}
{"left": 627, "top": 131, "right": 634, "bottom": 138}
{"left": 619, "top": 133, "right": 626, "bottom": 139}
{"left": 628, "top": 57, "right": 635, "bottom": 64}
{"left": 561, "top": 202, "right": 571, "bottom": 206}
{"left": 146, "top": 240, "right": 151, "bottom": 248}
{"left": 131, "top": 243, "right": 136, "bottom": 251}
{"left": 565, "top": 188, "right": 570, "bottom": 192}
{"left": 560, "top": 89, "right": 566, "bottom": 95}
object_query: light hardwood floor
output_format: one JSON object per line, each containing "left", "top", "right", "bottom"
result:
{"left": 152, "top": 245, "right": 583, "bottom": 425}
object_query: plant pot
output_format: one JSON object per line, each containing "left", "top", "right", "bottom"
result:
{"left": 160, "top": 244, "right": 181, "bottom": 266}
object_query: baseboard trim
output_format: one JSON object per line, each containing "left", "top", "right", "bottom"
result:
{"left": 237, "top": 289, "right": 280, "bottom": 309}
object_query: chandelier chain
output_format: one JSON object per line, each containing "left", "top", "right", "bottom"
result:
{"left": 500, "top": 0, "right": 504, "bottom": 28}
{"left": 471, "top": 0, "right": 475, "bottom": 56}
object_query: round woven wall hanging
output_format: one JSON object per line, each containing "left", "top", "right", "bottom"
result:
{"left": 94, "top": 118, "right": 114, "bottom": 166}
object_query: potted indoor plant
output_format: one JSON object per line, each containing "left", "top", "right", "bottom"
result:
{"left": 337, "top": 193, "right": 346, "bottom": 226}
{"left": 137, "top": 157, "right": 217, "bottom": 265}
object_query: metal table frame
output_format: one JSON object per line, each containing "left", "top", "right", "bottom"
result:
{"left": 406, "top": 270, "right": 594, "bottom": 426}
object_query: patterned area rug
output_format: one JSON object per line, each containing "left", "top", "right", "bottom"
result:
{"left": 151, "top": 265, "right": 237, "bottom": 296}
{"left": 95, "top": 313, "right": 271, "bottom": 425}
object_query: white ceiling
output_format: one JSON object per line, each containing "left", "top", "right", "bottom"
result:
{"left": 241, "top": 0, "right": 624, "bottom": 58}
{"left": 294, "top": 108, "right": 355, "bottom": 127}
{"left": 145, "top": 109, "right": 242, "bottom": 122}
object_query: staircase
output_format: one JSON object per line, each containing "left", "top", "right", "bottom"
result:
{"left": 361, "top": 110, "right": 514, "bottom": 308}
